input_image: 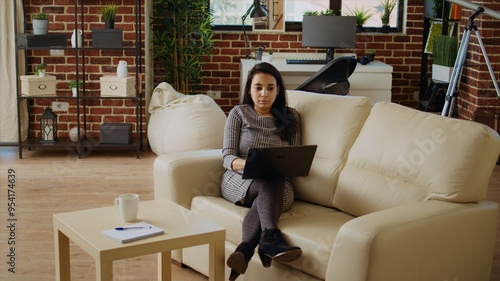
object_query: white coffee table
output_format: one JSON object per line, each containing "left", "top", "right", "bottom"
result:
{"left": 53, "top": 200, "right": 225, "bottom": 281}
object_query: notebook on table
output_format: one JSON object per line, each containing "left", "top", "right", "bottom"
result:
{"left": 102, "top": 221, "right": 164, "bottom": 243}
{"left": 241, "top": 145, "right": 317, "bottom": 179}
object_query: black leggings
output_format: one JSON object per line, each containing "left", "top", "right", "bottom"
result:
{"left": 241, "top": 178, "right": 285, "bottom": 248}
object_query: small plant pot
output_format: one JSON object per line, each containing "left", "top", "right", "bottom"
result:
{"left": 72, "top": 87, "right": 78, "bottom": 97}
{"left": 381, "top": 25, "right": 390, "bottom": 33}
{"left": 33, "top": 19, "right": 49, "bottom": 35}
{"left": 367, "top": 54, "right": 375, "bottom": 62}
{"left": 38, "top": 70, "right": 46, "bottom": 77}
{"left": 432, "top": 64, "right": 453, "bottom": 83}
{"left": 105, "top": 20, "right": 115, "bottom": 29}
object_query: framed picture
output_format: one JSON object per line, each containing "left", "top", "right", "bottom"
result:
{"left": 425, "top": 20, "right": 456, "bottom": 54}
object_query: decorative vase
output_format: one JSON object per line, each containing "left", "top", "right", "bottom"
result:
{"left": 33, "top": 19, "right": 49, "bottom": 35}
{"left": 69, "top": 127, "right": 86, "bottom": 142}
{"left": 117, "top": 60, "right": 128, "bottom": 78}
{"left": 71, "top": 29, "right": 83, "bottom": 48}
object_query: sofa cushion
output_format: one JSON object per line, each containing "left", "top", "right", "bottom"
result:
{"left": 287, "top": 90, "right": 372, "bottom": 207}
{"left": 334, "top": 101, "right": 500, "bottom": 217}
{"left": 190, "top": 196, "right": 355, "bottom": 280}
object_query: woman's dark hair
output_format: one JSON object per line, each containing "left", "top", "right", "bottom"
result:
{"left": 242, "top": 62, "right": 299, "bottom": 143}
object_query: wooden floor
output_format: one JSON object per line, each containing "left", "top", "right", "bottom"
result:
{"left": 0, "top": 147, "right": 207, "bottom": 281}
{"left": 0, "top": 146, "right": 499, "bottom": 281}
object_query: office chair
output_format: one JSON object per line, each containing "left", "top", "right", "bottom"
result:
{"left": 295, "top": 56, "right": 357, "bottom": 95}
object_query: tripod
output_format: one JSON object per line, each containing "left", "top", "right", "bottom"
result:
{"left": 441, "top": 7, "right": 500, "bottom": 117}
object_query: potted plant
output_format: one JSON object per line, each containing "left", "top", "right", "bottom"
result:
{"left": 346, "top": 5, "right": 373, "bottom": 32}
{"left": 151, "top": 0, "right": 215, "bottom": 94}
{"left": 365, "top": 49, "right": 376, "bottom": 62}
{"left": 33, "top": 12, "right": 49, "bottom": 35}
{"left": 92, "top": 3, "right": 122, "bottom": 48}
{"left": 303, "top": 9, "right": 336, "bottom": 16}
{"left": 35, "top": 62, "right": 47, "bottom": 77}
{"left": 99, "top": 3, "right": 117, "bottom": 29}
{"left": 380, "top": 0, "right": 397, "bottom": 33}
{"left": 68, "top": 80, "right": 83, "bottom": 97}
{"left": 432, "top": 35, "right": 458, "bottom": 82}
{"left": 262, "top": 48, "right": 274, "bottom": 62}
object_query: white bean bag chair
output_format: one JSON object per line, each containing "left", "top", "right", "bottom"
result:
{"left": 148, "top": 82, "right": 227, "bottom": 155}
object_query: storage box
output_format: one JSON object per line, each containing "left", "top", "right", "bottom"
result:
{"left": 20, "top": 75, "right": 56, "bottom": 96}
{"left": 91, "top": 29, "right": 123, "bottom": 48}
{"left": 100, "top": 76, "right": 136, "bottom": 97}
{"left": 18, "top": 33, "right": 67, "bottom": 48}
{"left": 100, "top": 123, "right": 132, "bottom": 144}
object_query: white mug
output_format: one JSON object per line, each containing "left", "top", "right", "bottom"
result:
{"left": 114, "top": 193, "right": 139, "bottom": 222}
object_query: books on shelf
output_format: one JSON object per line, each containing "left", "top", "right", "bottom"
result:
{"left": 102, "top": 221, "right": 164, "bottom": 243}
{"left": 449, "top": 4, "right": 462, "bottom": 20}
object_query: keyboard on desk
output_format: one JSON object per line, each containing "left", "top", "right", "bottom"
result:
{"left": 286, "top": 59, "right": 330, "bottom": 65}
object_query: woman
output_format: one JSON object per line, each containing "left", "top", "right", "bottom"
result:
{"left": 221, "top": 62, "right": 302, "bottom": 280}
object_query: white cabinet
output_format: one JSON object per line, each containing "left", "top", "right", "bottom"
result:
{"left": 240, "top": 53, "right": 393, "bottom": 104}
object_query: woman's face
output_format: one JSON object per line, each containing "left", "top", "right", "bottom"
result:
{"left": 250, "top": 72, "right": 278, "bottom": 116}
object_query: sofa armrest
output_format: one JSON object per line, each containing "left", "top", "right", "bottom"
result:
{"left": 153, "top": 149, "right": 224, "bottom": 209}
{"left": 327, "top": 200, "right": 499, "bottom": 281}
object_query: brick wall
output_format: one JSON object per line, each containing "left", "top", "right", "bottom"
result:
{"left": 459, "top": 0, "right": 500, "bottom": 131}
{"left": 23, "top": 0, "right": 500, "bottom": 140}
{"left": 195, "top": 1, "right": 428, "bottom": 112}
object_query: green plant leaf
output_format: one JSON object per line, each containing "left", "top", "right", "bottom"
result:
{"left": 151, "top": 0, "right": 215, "bottom": 94}
{"left": 433, "top": 35, "right": 458, "bottom": 67}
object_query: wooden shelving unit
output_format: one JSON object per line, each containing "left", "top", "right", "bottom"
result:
{"left": 13, "top": 0, "right": 143, "bottom": 158}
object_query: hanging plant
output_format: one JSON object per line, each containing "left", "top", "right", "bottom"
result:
{"left": 151, "top": 0, "right": 215, "bottom": 94}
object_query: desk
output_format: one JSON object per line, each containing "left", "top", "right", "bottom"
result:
{"left": 240, "top": 54, "right": 393, "bottom": 104}
{"left": 53, "top": 200, "right": 225, "bottom": 281}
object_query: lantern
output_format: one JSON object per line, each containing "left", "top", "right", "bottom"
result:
{"left": 40, "top": 107, "right": 58, "bottom": 143}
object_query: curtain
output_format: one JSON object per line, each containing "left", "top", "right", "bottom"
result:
{"left": 145, "top": 0, "right": 152, "bottom": 127}
{"left": 0, "top": 0, "right": 27, "bottom": 143}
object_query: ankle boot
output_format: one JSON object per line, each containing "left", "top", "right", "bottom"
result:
{"left": 258, "top": 229, "right": 302, "bottom": 268}
{"left": 227, "top": 242, "right": 254, "bottom": 280}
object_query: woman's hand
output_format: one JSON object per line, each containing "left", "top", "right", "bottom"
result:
{"left": 231, "top": 158, "right": 246, "bottom": 173}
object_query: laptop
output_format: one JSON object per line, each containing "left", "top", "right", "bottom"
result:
{"left": 241, "top": 145, "right": 317, "bottom": 179}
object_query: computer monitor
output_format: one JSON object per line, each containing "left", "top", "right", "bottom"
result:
{"left": 301, "top": 16, "right": 357, "bottom": 61}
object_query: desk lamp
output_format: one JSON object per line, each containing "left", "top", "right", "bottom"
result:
{"left": 242, "top": 0, "right": 268, "bottom": 59}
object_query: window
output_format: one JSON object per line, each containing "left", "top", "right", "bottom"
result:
{"left": 211, "top": 0, "right": 254, "bottom": 26}
{"left": 210, "top": 0, "right": 403, "bottom": 32}
{"left": 341, "top": 0, "right": 401, "bottom": 29}
{"left": 284, "top": 0, "right": 332, "bottom": 22}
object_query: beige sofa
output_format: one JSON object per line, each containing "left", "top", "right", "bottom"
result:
{"left": 154, "top": 90, "right": 500, "bottom": 281}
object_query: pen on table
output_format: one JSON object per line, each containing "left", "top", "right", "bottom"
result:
{"left": 114, "top": 226, "right": 153, "bottom": 231}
